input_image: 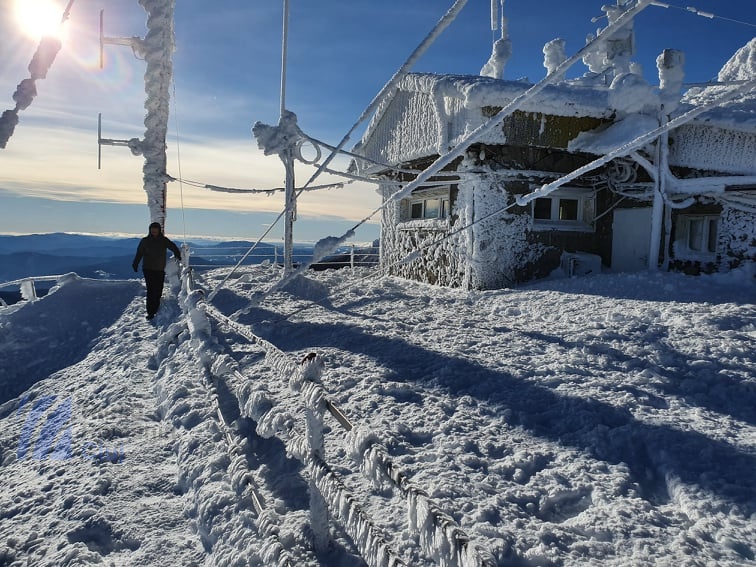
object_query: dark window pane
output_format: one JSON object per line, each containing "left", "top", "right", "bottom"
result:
{"left": 707, "top": 219, "right": 718, "bottom": 253}
{"left": 688, "top": 218, "right": 703, "bottom": 251}
{"left": 533, "top": 198, "right": 551, "bottom": 219}
{"left": 559, "top": 199, "right": 579, "bottom": 220}
{"left": 411, "top": 202, "right": 423, "bottom": 219}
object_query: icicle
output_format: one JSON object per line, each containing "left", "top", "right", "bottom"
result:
{"left": 210, "top": 354, "right": 238, "bottom": 378}
{"left": 19, "top": 279, "right": 38, "bottom": 301}
{"left": 245, "top": 391, "right": 274, "bottom": 423}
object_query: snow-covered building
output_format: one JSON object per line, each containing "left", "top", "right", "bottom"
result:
{"left": 354, "top": 15, "right": 756, "bottom": 289}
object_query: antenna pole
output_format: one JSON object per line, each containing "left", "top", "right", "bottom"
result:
{"left": 280, "top": 0, "right": 290, "bottom": 117}
{"left": 97, "top": 113, "right": 102, "bottom": 169}
{"left": 280, "top": 0, "right": 295, "bottom": 274}
{"left": 99, "top": 9, "right": 104, "bottom": 69}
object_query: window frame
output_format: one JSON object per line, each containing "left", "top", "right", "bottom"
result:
{"left": 402, "top": 186, "right": 451, "bottom": 222}
{"left": 675, "top": 214, "right": 719, "bottom": 259}
{"left": 530, "top": 187, "right": 596, "bottom": 232}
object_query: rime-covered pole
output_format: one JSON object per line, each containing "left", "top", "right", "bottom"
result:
{"left": 0, "top": 1, "right": 75, "bottom": 148}
{"left": 0, "top": 37, "right": 62, "bottom": 148}
{"left": 649, "top": 49, "right": 685, "bottom": 270}
{"left": 137, "top": 0, "right": 175, "bottom": 228}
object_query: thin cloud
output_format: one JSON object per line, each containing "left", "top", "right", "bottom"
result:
{"left": 1, "top": 122, "right": 380, "bottom": 221}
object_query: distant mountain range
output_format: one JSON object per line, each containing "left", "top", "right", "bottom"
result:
{"left": 0, "top": 233, "right": 379, "bottom": 298}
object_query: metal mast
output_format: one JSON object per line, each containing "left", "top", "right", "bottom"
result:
{"left": 99, "top": 0, "right": 175, "bottom": 229}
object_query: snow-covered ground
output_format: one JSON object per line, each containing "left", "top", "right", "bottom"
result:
{"left": 0, "top": 263, "right": 754, "bottom": 566}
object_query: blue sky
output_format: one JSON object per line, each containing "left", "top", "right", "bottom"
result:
{"left": 1, "top": 0, "right": 754, "bottom": 243}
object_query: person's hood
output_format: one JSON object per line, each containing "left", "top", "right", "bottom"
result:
{"left": 148, "top": 222, "right": 163, "bottom": 236}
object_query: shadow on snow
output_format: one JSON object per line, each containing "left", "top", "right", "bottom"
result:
{"left": 0, "top": 278, "right": 141, "bottom": 408}
{"left": 241, "top": 310, "right": 756, "bottom": 516}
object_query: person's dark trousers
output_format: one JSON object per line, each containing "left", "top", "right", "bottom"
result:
{"left": 143, "top": 269, "right": 165, "bottom": 318}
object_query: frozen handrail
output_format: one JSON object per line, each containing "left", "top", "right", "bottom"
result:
{"left": 200, "top": 306, "right": 404, "bottom": 566}
{"left": 0, "top": 275, "right": 67, "bottom": 289}
{"left": 202, "top": 301, "right": 495, "bottom": 566}
{"left": 179, "top": 265, "right": 298, "bottom": 566}
{"left": 0, "top": 274, "right": 73, "bottom": 304}
{"left": 180, "top": 248, "right": 494, "bottom": 565}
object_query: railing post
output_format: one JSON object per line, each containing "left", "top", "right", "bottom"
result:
{"left": 181, "top": 243, "right": 190, "bottom": 270}
{"left": 20, "top": 279, "right": 37, "bottom": 301}
{"left": 293, "top": 353, "right": 329, "bottom": 552}
{"left": 350, "top": 244, "right": 355, "bottom": 270}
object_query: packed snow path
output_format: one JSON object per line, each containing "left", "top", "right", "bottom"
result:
{"left": 0, "top": 276, "right": 206, "bottom": 565}
{"left": 0, "top": 267, "right": 754, "bottom": 566}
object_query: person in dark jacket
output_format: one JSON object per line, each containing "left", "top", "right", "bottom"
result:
{"left": 132, "top": 222, "right": 181, "bottom": 320}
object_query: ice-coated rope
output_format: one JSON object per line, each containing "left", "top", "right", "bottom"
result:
{"left": 649, "top": 1, "right": 756, "bottom": 28}
{"left": 179, "top": 268, "right": 299, "bottom": 566}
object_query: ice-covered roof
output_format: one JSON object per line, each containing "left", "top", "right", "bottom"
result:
{"left": 358, "top": 72, "right": 620, "bottom": 168}
{"left": 681, "top": 38, "right": 756, "bottom": 134}
{"left": 389, "top": 72, "right": 617, "bottom": 120}
{"left": 358, "top": 40, "right": 755, "bottom": 175}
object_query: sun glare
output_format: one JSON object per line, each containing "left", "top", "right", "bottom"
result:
{"left": 14, "top": 0, "right": 66, "bottom": 40}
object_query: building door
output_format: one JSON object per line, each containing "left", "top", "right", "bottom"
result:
{"left": 612, "top": 207, "right": 653, "bottom": 272}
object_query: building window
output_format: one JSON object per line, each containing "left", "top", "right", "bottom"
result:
{"left": 531, "top": 189, "right": 595, "bottom": 231}
{"left": 406, "top": 189, "right": 450, "bottom": 221}
{"left": 676, "top": 215, "right": 718, "bottom": 257}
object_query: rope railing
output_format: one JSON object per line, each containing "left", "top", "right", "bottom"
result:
{"left": 176, "top": 265, "right": 298, "bottom": 566}
{"left": 179, "top": 262, "right": 402, "bottom": 565}
{"left": 0, "top": 274, "right": 73, "bottom": 305}
{"left": 198, "top": 278, "right": 496, "bottom": 567}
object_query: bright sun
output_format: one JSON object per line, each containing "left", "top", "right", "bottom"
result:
{"left": 14, "top": 0, "right": 66, "bottom": 40}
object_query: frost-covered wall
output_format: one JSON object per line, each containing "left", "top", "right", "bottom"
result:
{"left": 669, "top": 124, "right": 756, "bottom": 175}
{"left": 381, "top": 160, "right": 558, "bottom": 290}
{"left": 719, "top": 207, "right": 756, "bottom": 270}
{"left": 456, "top": 161, "right": 547, "bottom": 289}
{"left": 380, "top": 182, "right": 467, "bottom": 287}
